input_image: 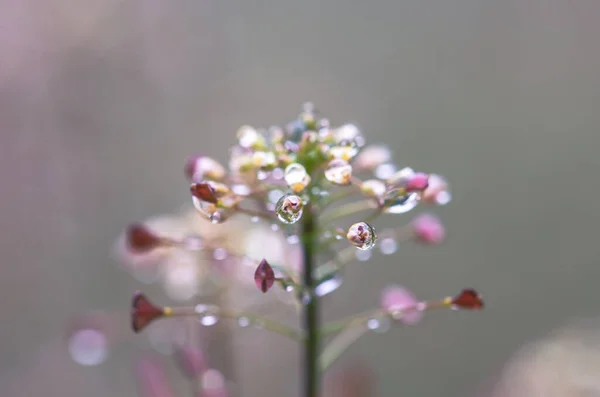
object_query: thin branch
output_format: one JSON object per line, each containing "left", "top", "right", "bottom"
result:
{"left": 320, "top": 199, "right": 378, "bottom": 224}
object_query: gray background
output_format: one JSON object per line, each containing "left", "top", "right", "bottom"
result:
{"left": 1, "top": 0, "right": 600, "bottom": 396}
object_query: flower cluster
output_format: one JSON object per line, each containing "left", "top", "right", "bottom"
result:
{"left": 125, "top": 103, "right": 483, "bottom": 397}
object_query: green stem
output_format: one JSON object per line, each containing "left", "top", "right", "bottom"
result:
{"left": 301, "top": 203, "right": 320, "bottom": 397}
{"left": 320, "top": 199, "right": 378, "bottom": 224}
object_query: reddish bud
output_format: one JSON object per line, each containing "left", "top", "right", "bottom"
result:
{"left": 411, "top": 213, "right": 445, "bottom": 245}
{"left": 190, "top": 182, "right": 218, "bottom": 204}
{"left": 254, "top": 259, "right": 275, "bottom": 293}
{"left": 405, "top": 172, "right": 429, "bottom": 192}
{"left": 451, "top": 289, "right": 484, "bottom": 310}
{"left": 126, "top": 224, "right": 164, "bottom": 253}
{"left": 131, "top": 292, "right": 166, "bottom": 333}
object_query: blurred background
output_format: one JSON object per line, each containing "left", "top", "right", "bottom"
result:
{"left": 2, "top": 0, "right": 600, "bottom": 396}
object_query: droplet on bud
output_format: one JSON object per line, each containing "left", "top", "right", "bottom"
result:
{"left": 190, "top": 182, "right": 218, "bottom": 204}
{"left": 275, "top": 194, "right": 304, "bottom": 224}
{"left": 412, "top": 213, "right": 445, "bottom": 244}
{"left": 324, "top": 159, "right": 353, "bottom": 185}
{"left": 254, "top": 259, "right": 275, "bottom": 293}
{"left": 329, "top": 140, "right": 359, "bottom": 161}
{"left": 360, "top": 179, "right": 387, "bottom": 200}
{"left": 347, "top": 222, "right": 377, "bottom": 250}
{"left": 131, "top": 292, "right": 166, "bottom": 333}
{"left": 126, "top": 224, "right": 165, "bottom": 253}
{"left": 383, "top": 189, "right": 420, "bottom": 214}
{"left": 185, "top": 155, "right": 226, "bottom": 182}
{"left": 284, "top": 163, "right": 311, "bottom": 193}
{"left": 380, "top": 285, "right": 422, "bottom": 325}
{"left": 451, "top": 289, "right": 484, "bottom": 310}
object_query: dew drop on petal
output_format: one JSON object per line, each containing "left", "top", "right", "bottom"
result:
{"left": 379, "top": 238, "right": 398, "bottom": 255}
{"left": 324, "top": 159, "right": 353, "bottom": 185}
{"left": 383, "top": 191, "right": 420, "bottom": 214}
{"left": 355, "top": 249, "right": 372, "bottom": 261}
{"left": 68, "top": 329, "right": 108, "bottom": 366}
{"left": 284, "top": 163, "right": 310, "bottom": 193}
{"left": 347, "top": 222, "right": 377, "bottom": 250}
{"left": 275, "top": 194, "right": 304, "bottom": 224}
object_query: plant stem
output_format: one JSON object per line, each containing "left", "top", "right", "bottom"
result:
{"left": 301, "top": 204, "right": 320, "bottom": 397}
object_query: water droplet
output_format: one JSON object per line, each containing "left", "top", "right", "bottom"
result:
{"left": 284, "top": 163, "right": 310, "bottom": 193}
{"left": 347, "top": 222, "right": 377, "bottom": 250}
{"left": 68, "top": 329, "right": 108, "bottom": 366}
{"left": 379, "top": 238, "right": 398, "bottom": 255}
{"left": 192, "top": 198, "right": 227, "bottom": 224}
{"left": 383, "top": 190, "right": 420, "bottom": 214}
{"left": 200, "top": 315, "right": 219, "bottom": 327}
{"left": 212, "top": 248, "right": 228, "bottom": 261}
{"left": 315, "top": 273, "right": 343, "bottom": 297}
{"left": 285, "top": 285, "right": 294, "bottom": 292}
{"left": 237, "top": 316, "right": 251, "bottom": 328}
{"left": 329, "top": 140, "right": 359, "bottom": 161}
{"left": 355, "top": 249, "right": 372, "bottom": 261}
{"left": 275, "top": 194, "right": 304, "bottom": 224}
{"left": 287, "top": 235, "right": 300, "bottom": 244}
{"left": 324, "top": 159, "right": 353, "bottom": 185}
{"left": 374, "top": 163, "right": 397, "bottom": 179}
{"left": 250, "top": 216, "right": 260, "bottom": 223}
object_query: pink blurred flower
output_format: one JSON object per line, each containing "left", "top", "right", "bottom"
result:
{"left": 175, "top": 345, "right": 206, "bottom": 378}
{"left": 380, "top": 285, "right": 423, "bottom": 325}
{"left": 411, "top": 213, "right": 445, "bottom": 244}
{"left": 135, "top": 358, "right": 176, "bottom": 397}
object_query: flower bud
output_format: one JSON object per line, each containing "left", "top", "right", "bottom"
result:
{"left": 411, "top": 213, "right": 445, "bottom": 244}
{"left": 131, "top": 292, "right": 167, "bottom": 333}
{"left": 254, "top": 259, "right": 275, "bottom": 293}
{"left": 451, "top": 289, "right": 484, "bottom": 310}
{"left": 380, "top": 285, "right": 423, "bottom": 325}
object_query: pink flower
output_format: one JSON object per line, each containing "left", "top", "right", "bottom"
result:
{"left": 411, "top": 213, "right": 445, "bottom": 244}
{"left": 174, "top": 345, "right": 206, "bottom": 378}
{"left": 380, "top": 285, "right": 423, "bottom": 325}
